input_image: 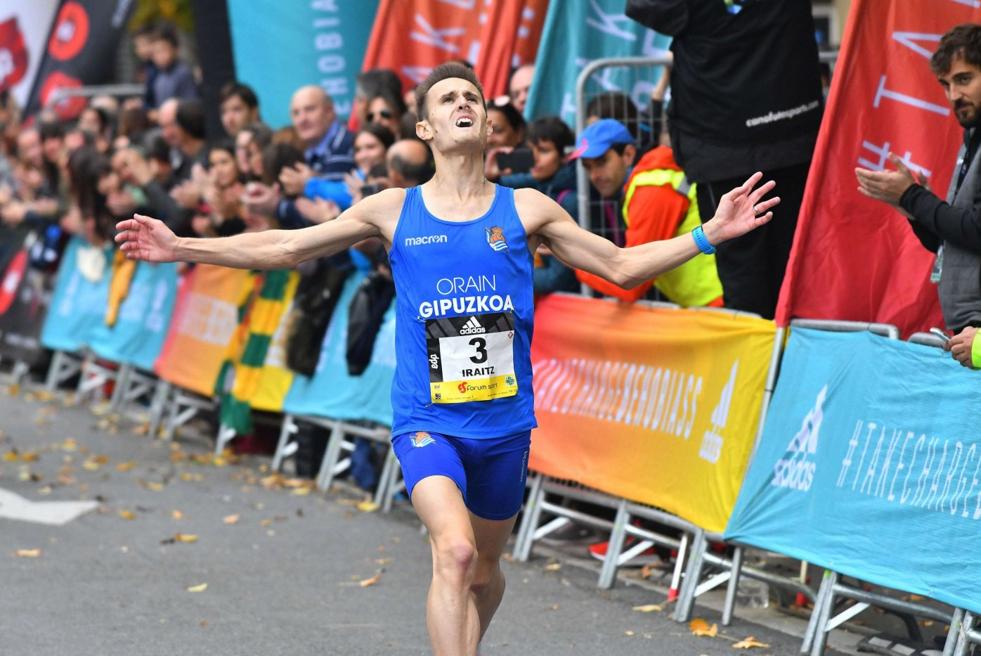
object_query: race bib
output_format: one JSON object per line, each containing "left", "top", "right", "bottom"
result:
{"left": 426, "top": 312, "right": 518, "bottom": 403}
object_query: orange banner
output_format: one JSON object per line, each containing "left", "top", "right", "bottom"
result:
{"left": 154, "top": 265, "right": 254, "bottom": 397}
{"left": 361, "top": 0, "right": 547, "bottom": 98}
{"left": 530, "top": 295, "right": 776, "bottom": 533}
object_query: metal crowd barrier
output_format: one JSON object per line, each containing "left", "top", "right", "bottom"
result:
{"left": 796, "top": 321, "right": 961, "bottom": 656}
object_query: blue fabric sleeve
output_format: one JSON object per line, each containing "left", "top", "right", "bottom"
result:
{"left": 304, "top": 178, "right": 354, "bottom": 210}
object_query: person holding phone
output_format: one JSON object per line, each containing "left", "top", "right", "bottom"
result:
{"left": 116, "top": 62, "right": 778, "bottom": 656}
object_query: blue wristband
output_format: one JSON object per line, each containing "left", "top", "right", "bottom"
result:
{"left": 692, "top": 225, "right": 716, "bottom": 255}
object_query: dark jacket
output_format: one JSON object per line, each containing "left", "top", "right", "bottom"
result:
{"left": 626, "top": 0, "right": 823, "bottom": 182}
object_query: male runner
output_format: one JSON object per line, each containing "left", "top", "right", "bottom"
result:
{"left": 116, "top": 63, "right": 779, "bottom": 656}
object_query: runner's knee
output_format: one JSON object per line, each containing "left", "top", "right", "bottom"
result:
{"left": 433, "top": 535, "right": 477, "bottom": 583}
{"left": 470, "top": 555, "right": 502, "bottom": 592}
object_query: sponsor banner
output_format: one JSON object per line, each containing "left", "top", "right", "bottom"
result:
{"left": 88, "top": 262, "right": 179, "bottom": 371}
{"left": 0, "top": 2, "right": 59, "bottom": 107}
{"left": 530, "top": 294, "right": 775, "bottom": 533}
{"left": 23, "top": 0, "right": 134, "bottom": 119}
{"left": 725, "top": 329, "right": 981, "bottom": 615}
{"left": 283, "top": 270, "right": 396, "bottom": 427}
{"left": 775, "top": 0, "right": 980, "bottom": 335}
{"left": 524, "top": 0, "right": 670, "bottom": 125}
{"left": 226, "top": 0, "right": 378, "bottom": 127}
{"left": 360, "top": 0, "right": 547, "bottom": 100}
{"left": 40, "top": 237, "right": 112, "bottom": 352}
{"left": 242, "top": 271, "right": 299, "bottom": 413}
{"left": 154, "top": 264, "right": 254, "bottom": 398}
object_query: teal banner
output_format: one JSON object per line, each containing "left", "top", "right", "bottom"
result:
{"left": 525, "top": 0, "right": 670, "bottom": 127}
{"left": 226, "top": 0, "right": 379, "bottom": 128}
{"left": 40, "top": 237, "right": 112, "bottom": 352}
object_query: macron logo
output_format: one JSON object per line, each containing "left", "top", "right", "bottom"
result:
{"left": 459, "top": 316, "right": 485, "bottom": 335}
{"left": 404, "top": 234, "right": 448, "bottom": 247}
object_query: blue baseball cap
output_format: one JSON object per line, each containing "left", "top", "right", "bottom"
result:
{"left": 568, "top": 119, "right": 634, "bottom": 160}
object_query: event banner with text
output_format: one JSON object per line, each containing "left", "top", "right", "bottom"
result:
{"left": 726, "top": 329, "right": 981, "bottom": 615}
{"left": 530, "top": 295, "right": 775, "bottom": 533}
{"left": 776, "top": 0, "right": 981, "bottom": 336}
{"left": 154, "top": 265, "right": 253, "bottom": 398}
{"left": 41, "top": 237, "right": 111, "bottom": 353}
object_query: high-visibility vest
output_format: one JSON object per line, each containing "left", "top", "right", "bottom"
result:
{"left": 622, "top": 168, "right": 724, "bottom": 307}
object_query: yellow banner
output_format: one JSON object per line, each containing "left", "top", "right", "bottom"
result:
{"left": 248, "top": 272, "right": 299, "bottom": 411}
{"left": 530, "top": 294, "right": 776, "bottom": 533}
{"left": 154, "top": 265, "right": 254, "bottom": 397}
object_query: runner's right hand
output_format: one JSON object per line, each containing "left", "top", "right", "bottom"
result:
{"left": 115, "top": 214, "right": 179, "bottom": 263}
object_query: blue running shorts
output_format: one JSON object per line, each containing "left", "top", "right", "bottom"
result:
{"left": 391, "top": 430, "right": 531, "bottom": 520}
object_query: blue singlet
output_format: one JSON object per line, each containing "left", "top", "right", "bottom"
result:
{"left": 387, "top": 185, "right": 537, "bottom": 439}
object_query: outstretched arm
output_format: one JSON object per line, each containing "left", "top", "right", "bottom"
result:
{"left": 115, "top": 188, "right": 402, "bottom": 269}
{"left": 523, "top": 172, "right": 779, "bottom": 289}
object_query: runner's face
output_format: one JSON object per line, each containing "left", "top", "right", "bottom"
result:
{"left": 421, "top": 78, "right": 489, "bottom": 153}
{"left": 939, "top": 56, "right": 981, "bottom": 128}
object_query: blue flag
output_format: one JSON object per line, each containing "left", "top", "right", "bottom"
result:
{"left": 227, "top": 1, "right": 380, "bottom": 128}
{"left": 726, "top": 329, "right": 981, "bottom": 614}
{"left": 524, "top": 0, "right": 670, "bottom": 127}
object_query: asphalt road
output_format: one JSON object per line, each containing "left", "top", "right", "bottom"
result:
{"left": 0, "top": 386, "right": 840, "bottom": 656}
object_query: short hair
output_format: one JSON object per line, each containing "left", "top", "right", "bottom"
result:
{"left": 145, "top": 134, "right": 170, "bottom": 163}
{"left": 356, "top": 68, "right": 402, "bottom": 100}
{"left": 81, "top": 106, "right": 111, "bottom": 134}
{"left": 242, "top": 121, "right": 273, "bottom": 150}
{"left": 414, "top": 62, "right": 485, "bottom": 121}
{"left": 357, "top": 123, "right": 396, "bottom": 150}
{"left": 390, "top": 144, "right": 435, "bottom": 186}
{"left": 208, "top": 138, "right": 237, "bottom": 162}
{"left": 219, "top": 82, "right": 259, "bottom": 110}
{"left": 369, "top": 88, "right": 407, "bottom": 117}
{"left": 153, "top": 22, "right": 179, "bottom": 48}
{"left": 586, "top": 92, "right": 640, "bottom": 139}
{"left": 176, "top": 99, "right": 206, "bottom": 140}
{"left": 133, "top": 22, "right": 156, "bottom": 38}
{"left": 931, "top": 24, "right": 981, "bottom": 76}
{"left": 527, "top": 116, "right": 573, "bottom": 153}
{"left": 488, "top": 99, "right": 525, "bottom": 133}
{"left": 39, "top": 121, "right": 64, "bottom": 141}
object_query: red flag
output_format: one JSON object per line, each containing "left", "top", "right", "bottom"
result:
{"left": 0, "top": 17, "right": 29, "bottom": 92}
{"left": 775, "top": 0, "right": 981, "bottom": 336}
{"left": 360, "top": 0, "right": 547, "bottom": 98}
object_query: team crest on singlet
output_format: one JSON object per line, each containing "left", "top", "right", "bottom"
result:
{"left": 485, "top": 226, "right": 508, "bottom": 251}
{"left": 412, "top": 432, "right": 435, "bottom": 448}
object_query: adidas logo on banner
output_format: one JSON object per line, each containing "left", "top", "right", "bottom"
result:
{"left": 699, "top": 362, "right": 738, "bottom": 464}
{"left": 771, "top": 385, "right": 828, "bottom": 492}
{"left": 459, "top": 316, "right": 485, "bottom": 335}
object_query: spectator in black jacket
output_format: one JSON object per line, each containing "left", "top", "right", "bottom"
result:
{"left": 627, "top": 0, "right": 823, "bottom": 319}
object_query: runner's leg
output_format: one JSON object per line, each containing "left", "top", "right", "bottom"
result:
{"left": 412, "top": 475, "right": 481, "bottom": 656}
{"left": 469, "top": 512, "right": 518, "bottom": 639}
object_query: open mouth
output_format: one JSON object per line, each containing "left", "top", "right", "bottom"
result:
{"left": 455, "top": 116, "right": 474, "bottom": 128}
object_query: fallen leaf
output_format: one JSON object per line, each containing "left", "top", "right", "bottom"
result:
{"left": 82, "top": 460, "right": 101, "bottom": 471}
{"left": 2, "top": 451, "right": 18, "bottom": 462}
{"left": 639, "top": 563, "right": 656, "bottom": 579}
{"left": 223, "top": 514, "right": 240, "bottom": 525}
{"left": 632, "top": 604, "right": 663, "bottom": 613}
{"left": 290, "top": 487, "right": 311, "bottom": 496}
{"left": 119, "top": 510, "right": 137, "bottom": 521}
{"left": 357, "top": 500, "right": 379, "bottom": 512}
{"left": 259, "top": 518, "right": 273, "bottom": 527}
{"left": 6, "top": 383, "right": 20, "bottom": 396}
{"left": 61, "top": 438, "right": 78, "bottom": 451}
{"left": 186, "top": 583, "right": 208, "bottom": 593}
{"left": 359, "top": 571, "right": 383, "bottom": 588}
{"left": 171, "top": 510, "right": 184, "bottom": 520}
{"left": 15, "top": 549, "right": 41, "bottom": 558}
{"left": 20, "top": 452, "right": 39, "bottom": 462}
{"left": 174, "top": 533, "right": 198, "bottom": 543}
{"left": 733, "top": 636, "right": 770, "bottom": 649}
{"left": 625, "top": 630, "right": 636, "bottom": 636}
{"left": 689, "top": 618, "right": 718, "bottom": 637}
{"left": 115, "top": 462, "right": 136, "bottom": 473}
{"left": 544, "top": 562, "right": 562, "bottom": 572}
{"left": 146, "top": 482, "right": 164, "bottom": 492}
{"left": 199, "top": 620, "right": 208, "bottom": 628}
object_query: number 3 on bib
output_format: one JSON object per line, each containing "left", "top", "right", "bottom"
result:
{"left": 425, "top": 312, "right": 518, "bottom": 403}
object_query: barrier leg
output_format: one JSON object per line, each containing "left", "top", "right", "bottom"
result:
{"left": 10, "top": 360, "right": 29, "bottom": 386}
{"left": 597, "top": 499, "right": 629, "bottom": 589}
{"left": 673, "top": 528, "right": 706, "bottom": 622}
{"left": 668, "top": 532, "right": 689, "bottom": 603}
{"left": 954, "top": 611, "right": 975, "bottom": 656}
{"left": 943, "top": 608, "right": 964, "bottom": 656}
{"left": 214, "top": 424, "right": 236, "bottom": 457}
{"left": 802, "top": 570, "right": 832, "bottom": 654}
{"left": 721, "top": 545, "right": 743, "bottom": 626}
{"left": 148, "top": 380, "right": 171, "bottom": 438}
{"left": 808, "top": 570, "right": 838, "bottom": 656}
{"left": 271, "top": 414, "right": 298, "bottom": 472}
{"left": 316, "top": 423, "right": 345, "bottom": 492}
{"left": 380, "top": 449, "right": 401, "bottom": 512}
{"left": 511, "top": 473, "right": 541, "bottom": 559}
{"left": 108, "top": 364, "right": 131, "bottom": 412}
{"left": 516, "top": 475, "right": 547, "bottom": 562}
{"left": 371, "top": 444, "right": 393, "bottom": 507}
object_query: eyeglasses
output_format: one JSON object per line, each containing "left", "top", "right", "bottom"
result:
{"left": 367, "top": 110, "right": 393, "bottom": 121}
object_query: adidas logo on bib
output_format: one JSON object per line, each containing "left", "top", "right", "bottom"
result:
{"left": 459, "top": 316, "right": 486, "bottom": 335}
